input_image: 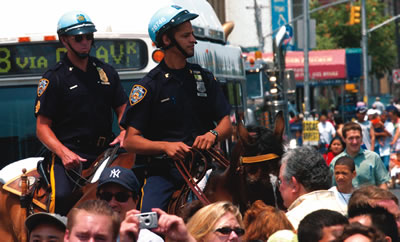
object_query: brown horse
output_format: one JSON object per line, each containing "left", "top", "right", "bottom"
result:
{"left": 202, "top": 111, "right": 285, "bottom": 213}
{"left": 0, "top": 147, "right": 134, "bottom": 242}
{"left": 204, "top": 112, "right": 285, "bottom": 213}
{"left": 171, "top": 112, "right": 286, "bottom": 218}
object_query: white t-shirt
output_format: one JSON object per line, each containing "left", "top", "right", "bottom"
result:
{"left": 138, "top": 229, "right": 163, "bottom": 242}
{"left": 329, "top": 186, "right": 351, "bottom": 214}
{"left": 318, "top": 121, "right": 336, "bottom": 145}
{"left": 379, "top": 121, "right": 394, "bottom": 156}
{"left": 356, "top": 120, "right": 372, "bottom": 150}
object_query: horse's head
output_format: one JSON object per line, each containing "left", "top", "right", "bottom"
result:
{"left": 232, "top": 111, "right": 285, "bottom": 186}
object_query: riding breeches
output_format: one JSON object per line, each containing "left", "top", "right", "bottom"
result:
{"left": 48, "top": 154, "right": 87, "bottom": 216}
{"left": 140, "top": 163, "right": 184, "bottom": 213}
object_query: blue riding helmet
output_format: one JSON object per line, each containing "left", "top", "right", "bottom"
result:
{"left": 148, "top": 5, "right": 198, "bottom": 47}
{"left": 57, "top": 11, "right": 97, "bottom": 36}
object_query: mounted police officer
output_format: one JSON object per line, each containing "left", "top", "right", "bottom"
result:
{"left": 121, "top": 5, "right": 233, "bottom": 212}
{"left": 34, "top": 11, "right": 128, "bottom": 215}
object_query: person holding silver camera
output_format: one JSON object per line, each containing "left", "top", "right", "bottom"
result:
{"left": 120, "top": 208, "right": 196, "bottom": 242}
{"left": 97, "top": 166, "right": 163, "bottom": 241}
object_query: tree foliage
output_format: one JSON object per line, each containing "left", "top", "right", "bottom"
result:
{"left": 310, "top": 0, "right": 396, "bottom": 76}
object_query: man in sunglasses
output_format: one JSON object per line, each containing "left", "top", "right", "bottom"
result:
{"left": 34, "top": 10, "right": 128, "bottom": 216}
{"left": 96, "top": 166, "right": 163, "bottom": 241}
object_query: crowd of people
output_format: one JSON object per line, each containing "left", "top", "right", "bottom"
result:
{"left": 291, "top": 97, "right": 400, "bottom": 188}
{"left": 25, "top": 145, "right": 400, "bottom": 242}
{"left": 23, "top": 1, "right": 400, "bottom": 242}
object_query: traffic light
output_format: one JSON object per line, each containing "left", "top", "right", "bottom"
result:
{"left": 349, "top": 5, "right": 361, "bottom": 25}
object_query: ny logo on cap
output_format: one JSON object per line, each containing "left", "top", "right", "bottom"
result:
{"left": 109, "top": 168, "right": 121, "bottom": 178}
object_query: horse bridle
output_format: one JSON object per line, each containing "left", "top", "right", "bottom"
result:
{"left": 239, "top": 152, "right": 281, "bottom": 208}
{"left": 240, "top": 153, "right": 280, "bottom": 164}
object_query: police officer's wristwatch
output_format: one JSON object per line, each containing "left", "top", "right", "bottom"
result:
{"left": 209, "top": 129, "right": 219, "bottom": 143}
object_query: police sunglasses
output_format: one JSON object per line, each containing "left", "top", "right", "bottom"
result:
{"left": 215, "top": 227, "right": 245, "bottom": 236}
{"left": 97, "top": 191, "right": 131, "bottom": 203}
{"left": 73, "top": 33, "right": 94, "bottom": 43}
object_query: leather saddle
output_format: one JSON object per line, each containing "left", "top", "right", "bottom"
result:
{"left": 3, "top": 160, "right": 50, "bottom": 211}
{"left": 2, "top": 145, "right": 121, "bottom": 212}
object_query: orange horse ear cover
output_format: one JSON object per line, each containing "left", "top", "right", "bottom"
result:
{"left": 240, "top": 153, "right": 280, "bottom": 164}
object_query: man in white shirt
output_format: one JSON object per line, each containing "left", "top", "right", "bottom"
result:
{"left": 375, "top": 111, "right": 394, "bottom": 171}
{"left": 279, "top": 146, "right": 345, "bottom": 229}
{"left": 318, "top": 113, "right": 336, "bottom": 153}
{"left": 355, "top": 106, "right": 375, "bottom": 151}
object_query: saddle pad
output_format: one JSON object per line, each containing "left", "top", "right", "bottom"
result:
{"left": 2, "top": 168, "right": 48, "bottom": 210}
{"left": 0, "top": 157, "right": 43, "bottom": 184}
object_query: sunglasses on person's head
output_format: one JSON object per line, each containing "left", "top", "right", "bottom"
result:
{"left": 97, "top": 191, "right": 131, "bottom": 203}
{"left": 72, "top": 33, "right": 94, "bottom": 43}
{"left": 215, "top": 227, "right": 245, "bottom": 236}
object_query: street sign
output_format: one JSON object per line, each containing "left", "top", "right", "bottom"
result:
{"left": 393, "top": 69, "right": 400, "bottom": 84}
{"left": 302, "top": 120, "right": 319, "bottom": 146}
{"left": 275, "top": 24, "right": 293, "bottom": 47}
{"left": 271, "top": 0, "right": 289, "bottom": 37}
{"left": 297, "top": 19, "right": 316, "bottom": 49}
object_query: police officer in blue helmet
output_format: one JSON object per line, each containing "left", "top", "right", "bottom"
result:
{"left": 34, "top": 11, "right": 128, "bottom": 215}
{"left": 121, "top": 5, "right": 233, "bottom": 212}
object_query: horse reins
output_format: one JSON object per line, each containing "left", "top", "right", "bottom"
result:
{"left": 206, "top": 147, "right": 230, "bottom": 168}
{"left": 174, "top": 148, "right": 211, "bottom": 205}
{"left": 65, "top": 145, "right": 120, "bottom": 189}
{"left": 174, "top": 147, "right": 229, "bottom": 206}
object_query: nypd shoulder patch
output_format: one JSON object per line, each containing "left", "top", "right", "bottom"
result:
{"left": 37, "top": 78, "right": 49, "bottom": 97}
{"left": 129, "top": 85, "right": 147, "bottom": 106}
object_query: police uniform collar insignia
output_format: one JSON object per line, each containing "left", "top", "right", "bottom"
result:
{"left": 193, "top": 70, "right": 202, "bottom": 81}
{"left": 37, "top": 78, "right": 49, "bottom": 97}
{"left": 129, "top": 85, "right": 147, "bottom": 106}
{"left": 35, "top": 101, "right": 40, "bottom": 114}
{"left": 97, "top": 67, "right": 110, "bottom": 85}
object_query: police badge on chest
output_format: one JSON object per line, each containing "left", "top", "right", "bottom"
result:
{"left": 193, "top": 70, "right": 207, "bottom": 97}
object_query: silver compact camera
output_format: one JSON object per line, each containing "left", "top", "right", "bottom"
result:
{"left": 135, "top": 212, "right": 158, "bottom": 229}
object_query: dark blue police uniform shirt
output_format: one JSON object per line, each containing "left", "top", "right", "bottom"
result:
{"left": 35, "top": 55, "right": 128, "bottom": 147}
{"left": 121, "top": 60, "right": 231, "bottom": 146}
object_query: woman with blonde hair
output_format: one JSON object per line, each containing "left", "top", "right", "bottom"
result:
{"left": 186, "top": 201, "right": 245, "bottom": 242}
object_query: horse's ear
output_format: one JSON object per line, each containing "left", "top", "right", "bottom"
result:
{"left": 237, "top": 122, "right": 254, "bottom": 146}
{"left": 273, "top": 111, "right": 285, "bottom": 142}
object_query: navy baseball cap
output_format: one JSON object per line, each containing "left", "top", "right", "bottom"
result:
{"left": 355, "top": 106, "right": 368, "bottom": 114}
{"left": 98, "top": 166, "right": 140, "bottom": 194}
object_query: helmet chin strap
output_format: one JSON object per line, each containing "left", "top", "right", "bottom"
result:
{"left": 67, "top": 41, "right": 92, "bottom": 59}
{"left": 162, "top": 33, "right": 194, "bottom": 58}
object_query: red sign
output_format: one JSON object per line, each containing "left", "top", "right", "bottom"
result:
{"left": 246, "top": 49, "right": 347, "bottom": 81}
{"left": 393, "top": 69, "right": 400, "bottom": 84}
